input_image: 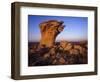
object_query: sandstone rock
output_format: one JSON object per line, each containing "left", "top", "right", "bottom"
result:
{"left": 60, "top": 41, "right": 73, "bottom": 51}
{"left": 59, "top": 57, "right": 66, "bottom": 64}
{"left": 49, "top": 47, "right": 56, "bottom": 55}
{"left": 43, "top": 53, "right": 50, "bottom": 59}
{"left": 74, "top": 45, "right": 87, "bottom": 56}
{"left": 74, "top": 45, "right": 82, "bottom": 50}
{"left": 74, "top": 45, "right": 83, "bottom": 54}
{"left": 39, "top": 20, "right": 65, "bottom": 47}
{"left": 80, "top": 47, "right": 87, "bottom": 57}
{"left": 69, "top": 48, "right": 80, "bottom": 55}
{"left": 60, "top": 41, "right": 68, "bottom": 49}
{"left": 59, "top": 46, "right": 64, "bottom": 51}
{"left": 64, "top": 43, "right": 73, "bottom": 51}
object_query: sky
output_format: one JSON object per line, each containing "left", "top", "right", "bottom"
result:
{"left": 28, "top": 15, "right": 88, "bottom": 42}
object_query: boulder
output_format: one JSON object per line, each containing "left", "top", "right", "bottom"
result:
{"left": 60, "top": 41, "right": 68, "bottom": 49}
{"left": 69, "top": 48, "right": 80, "bottom": 55}
{"left": 58, "top": 57, "right": 66, "bottom": 64}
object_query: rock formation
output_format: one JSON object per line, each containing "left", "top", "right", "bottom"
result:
{"left": 28, "top": 40, "right": 88, "bottom": 66}
{"left": 39, "top": 20, "right": 65, "bottom": 47}
{"left": 60, "top": 41, "right": 72, "bottom": 51}
{"left": 28, "top": 20, "right": 88, "bottom": 66}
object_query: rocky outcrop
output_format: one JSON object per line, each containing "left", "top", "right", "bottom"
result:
{"left": 39, "top": 20, "right": 65, "bottom": 47}
{"left": 28, "top": 41, "right": 88, "bottom": 66}
{"left": 28, "top": 19, "right": 88, "bottom": 66}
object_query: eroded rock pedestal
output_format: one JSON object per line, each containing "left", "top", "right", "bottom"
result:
{"left": 39, "top": 20, "right": 65, "bottom": 47}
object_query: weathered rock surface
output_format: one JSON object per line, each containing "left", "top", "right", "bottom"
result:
{"left": 39, "top": 20, "right": 65, "bottom": 47}
{"left": 28, "top": 41, "right": 87, "bottom": 66}
{"left": 28, "top": 19, "right": 88, "bottom": 66}
{"left": 60, "top": 41, "right": 72, "bottom": 51}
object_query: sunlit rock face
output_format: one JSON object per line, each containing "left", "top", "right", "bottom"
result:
{"left": 39, "top": 20, "right": 65, "bottom": 47}
{"left": 60, "top": 41, "right": 68, "bottom": 49}
{"left": 74, "top": 45, "right": 84, "bottom": 55}
{"left": 60, "top": 41, "right": 72, "bottom": 51}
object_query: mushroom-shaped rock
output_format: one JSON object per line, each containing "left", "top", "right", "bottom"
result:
{"left": 39, "top": 20, "right": 65, "bottom": 47}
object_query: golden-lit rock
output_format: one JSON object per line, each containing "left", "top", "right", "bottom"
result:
{"left": 74, "top": 45, "right": 82, "bottom": 50}
{"left": 39, "top": 20, "right": 65, "bottom": 47}
{"left": 60, "top": 41, "right": 73, "bottom": 51}
{"left": 43, "top": 53, "right": 50, "bottom": 59}
{"left": 69, "top": 49, "right": 80, "bottom": 55}
{"left": 60, "top": 41, "right": 69, "bottom": 49}
{"left": 74, "top": 45, "right": 82, "bottom": 53}
{"left": 64, "top": 43, "right": 73, "bottom": 51}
